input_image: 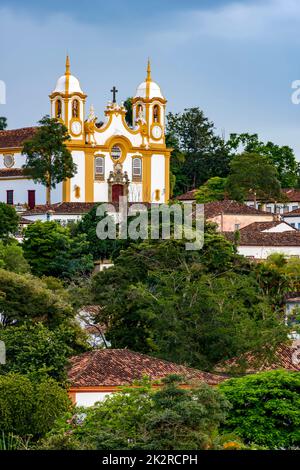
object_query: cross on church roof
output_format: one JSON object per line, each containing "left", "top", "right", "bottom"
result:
{"left": 110, "top": 86, "right": 118, "bottom": 103}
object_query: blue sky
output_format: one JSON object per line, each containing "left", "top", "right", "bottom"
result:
{"left": 1, "top": 0, "right": 300, "bottom": 155}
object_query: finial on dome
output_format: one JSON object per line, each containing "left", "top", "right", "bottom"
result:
{"left": 65, "top": 55, "right": 70, "bottom": 76}
{"left": 146, "top": 58, "right": 151, "bottom": 82}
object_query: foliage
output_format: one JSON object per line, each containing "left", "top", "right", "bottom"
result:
{"left": 0, "top": 268, "right": 73, "bottom": 328}
{"left": 0, "top": 117, "right": 7, "bottom": 130}
{"left": 0, "top": 240, "right": 30, "bottom": 273}
{"left": 166, "top": 108, "right": 230, "bottom": 195}
{"left": 22, "top": 115, "right": 76, "bottom": 204}
{"left": 226, "top": 152, "right": 282, "bottom": 202}
{"left": 227, "top": 133, "right": 299, "bottom": 188}
{"left": 0, "top": 202, "right": 19, "bottom": 241}
{"left": 0, "top": 323, "right": 82, "bottom": 382}
{"left": 219, "top": 370, "right": 300, "bottom": 449}
{"left": 23, "top": 221, "right": 94, "bottom": 279}
{"left": 0, "top": 373, "right": 71, "bottom": 439}
{"left": 91, "top": 232, "right": 288, "bottom": 370}
{"left": 195, "top": 177, "right": 227, "bottom": 203}
{"left": 39, "top": 376, "right": 230, "bottom": 450}
{"left": 124, "top": 97, "right": 133, "bottom": 126}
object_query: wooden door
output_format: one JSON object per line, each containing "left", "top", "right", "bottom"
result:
{"left": 112, "top": 184, "right": 123, "bottom": 203}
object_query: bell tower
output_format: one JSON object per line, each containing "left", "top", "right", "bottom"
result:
{"left": 49, "top": 56, "right": 87, "bottom": 141}
{"left": 132, "top": 60, "right": 167, "bottom": 144}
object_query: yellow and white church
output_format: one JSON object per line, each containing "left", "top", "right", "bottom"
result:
{"left": 0, "top": 57, "right": 171, "bottom": 208}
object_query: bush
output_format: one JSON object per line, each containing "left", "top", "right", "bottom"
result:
{"left": 0, "top": 374, "right": 71, "bottom": 439}
{"left": 219, "top": 370, "right": 300, "bottom": 449}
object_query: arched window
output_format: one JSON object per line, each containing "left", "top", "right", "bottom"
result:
{"left": 72, "top": 99, "right": 80, "bottom": 118}
{"left": 153, "top": 104, "right": 160, "bottom": 123}
{"left": 137, "top": 104, "right": 144, "bottom": 120}
{"left": 56, "top": 99, "right": 62, "bottom": 119}
{"left": 95, "top": 156, "right": 105, "bottom": 179}
{"left": 132, "top": 157, "right": 142, "bottom": 181}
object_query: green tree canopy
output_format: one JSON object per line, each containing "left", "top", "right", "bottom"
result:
{"left": 166, "top": 108, "right": 230, "bottom": 194}
{"left": 220, "top": 370, "right": 300, "bottom": 449}
{"left": 226, "top": 152, "right": 282, "bottom": 202}
{"left": 22, "top": 115, "right": 76, "bottom": 204}
{"left": 0, "top": 323, "right": 86, "bottom": 382}
{"left": 227, "top": 133, "right": 299, "bottom": 188}
{"left": 124, "top": 97, "right": 133, "bottom": 127}
{"left": 40, "top": 376, "right": 230, "bottom": 450}
{"left": 0, "top": 117, "right": 7, "bottom": 130}
{"left": 0, "top": 268, "right": 73, "bottom": 328}
{"left": 0, "top": 202, "right": 19, "bottom": 241}
{"left": 0, "top": 373, "right": 71, "bottom": 439}
{"left": 23, "top": 221, "right": 94, "bottom": 279}
{"left": 0, "top": 240, "right": 30, "bottom": 273}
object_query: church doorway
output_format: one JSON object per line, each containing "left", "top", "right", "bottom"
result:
{"left": 112, "top": 184, "right": 124, "bottom": 202}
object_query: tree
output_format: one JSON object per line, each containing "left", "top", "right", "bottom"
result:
{"left": 124, "top": 97, "right": 133, "bottom": 126}
{"left": 91, "top": 234, "right": 288, "bottom": 370}
{"left": 39, "top": 376, "right": 230, "bottom": 450}
{"left": 0, "top": 373, "right": 71, "bottom": 439}
{"left": 195, "top": 177, "right": 227, "bottom": 203}
{"left": 166, "top": 108, "right": 231, "bottom": 194}
{"left": 22, "top": 115, "right": 76, "bottom": 204}
{"left": 0, "top": 323, "right": 81, "bottom": 382}
{"left": 0, "top": 203, "right": 19, "bottom": 241}
{"left": 0, "top": 268, "right": 73, "bottom": 328}
{"left": 226, "top": 152, "right": 282, "bottom": 202}
{"left": 0, "top": 117, "right": 7, "bottom": 130}
{"left": 0, "top": 240, "right": 30, "bottom": 273}
{"left": 219, "top": 370, "right": 300, "bottom": 449}
{"left": 227, "top": 133, "right": 299, "bottom": 188}
{"left": 23, "top": 221, "right": 94, "bottom": 279}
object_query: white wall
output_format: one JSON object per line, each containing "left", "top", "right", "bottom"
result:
{"left": 283, "top": 216, "right": 300, "bottom": 229}
{"left": 75, "top": 392, "right": 112, "bottom": 407}
{"left": 70, "top": 151, "right": 85, "bottom": 202}
{"left": 0, "top": 179, "right": 62, "bottom": 205}
{"left": 151, "top": 154, "right": 165, "bottom": 203}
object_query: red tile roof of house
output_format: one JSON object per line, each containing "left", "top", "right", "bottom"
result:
{"left": 68, "top": 349, "right": 226, "bottom": 387}
{"left": 215, "top": 342, "right": 300, "bottom": 374}
{"left": 0, "top": 168, "right": 24, "bottom": 178}
{"left": 204, "top": 200, "right": 271, "bottom": 218}
{"left": 0, "top": 127, "right": 37, "bottom": 149}
{"left": 239, "top": 221, "right": 295, "bottom": 233}
{"left": 224, "top": 229, "right": 300, "bottom": 246}
{"left": 176, "top": 189, "right": 197, "bottom": 201}
{"left": 246, "top": 188, "right": 300, "bottom": 203}
{"left": 284, "top": 207, "right": 300, "bottom": 216}
{"left": 23, "top": 202, "right": 98, "bottom": 216}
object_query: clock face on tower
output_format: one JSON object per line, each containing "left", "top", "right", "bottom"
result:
{"left": 71, "top": 121, "right": 82, "bottom": 136}
{"left": 151, "top": 124, "right": 162, "bottom": 140}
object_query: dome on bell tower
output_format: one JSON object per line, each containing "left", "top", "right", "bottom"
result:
{"left": 52, "top": 56, "right": 83, "bottom": 94}
{"left": 134, "top": 60, "right": 164, "bottom": 99}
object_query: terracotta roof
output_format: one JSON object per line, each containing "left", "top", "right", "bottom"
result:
{"left": 225, "top": 230, "right": 300, "bottom": 246}
{"left": 0, "top": 127, "right": 38, "bottom": 149}
{"left": 23, "top": 202, "right": 98, "bottom": 216}
{"left": 204, "top": 200, "right": 271, "bottom": 218}
{"left": 239, "top": 221, "right": 295, "bottom": 233}
{"left": 68, "top": 349, "right": 226, "bottom": 387}
{"left": 215, "top": 342, "right": 300, "bottom": 374}
{"left": 284, "top": 207, "right": 300, "bottom": 216}
{"left": 19, "top": 217, "right": 34, "bottom": 225}
{"left": 282, "top": 189, "right": 300, "bottom": 202}
{"left": 0, "top": 168, "right": 24, "bottom": 178}
{"left": 176, "top": 189, "right": 197, "bottom": 201}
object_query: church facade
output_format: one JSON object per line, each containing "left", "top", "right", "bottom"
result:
{"left": 0, "top": 57, "right": 171, "bottom": 207}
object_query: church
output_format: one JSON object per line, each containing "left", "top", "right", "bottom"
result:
{"left": 0, "top": 57, "right": 171, "bottom": 208}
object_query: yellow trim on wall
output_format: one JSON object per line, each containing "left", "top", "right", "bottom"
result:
{"left": 63, "top": 178, "right": 71, "bottom": 202}
{"left": 164, "top": 154, "right": 170, "bottom": 203}
{"left": 142, "top": 154, "right": 151, "bottom": 202}
{"left": 85, "top": 150, "right": 95, "bottom": 202}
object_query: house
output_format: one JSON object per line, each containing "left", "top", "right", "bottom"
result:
{"left": 204, "top": 200, "right": 275, "bottom": 232}
{"left": 215, "top": 341, "right": 300, "bottom": 374}
{"left": 67, "top": 349, "right": 226, "bottom": 407}
{"left": 245, "top": 188, "right": 300, "bottom": 214}
{"left": 21, "top": 202, "right": 97, "bottom": 225}
{"left": 225, "top": 227, "right": 300, "bottom": 259}
{"left": 176, "top": 189, "right": 197, "bottom": 203}
{"left": 283, "top": 207, "right": 300, "bottom": 230}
